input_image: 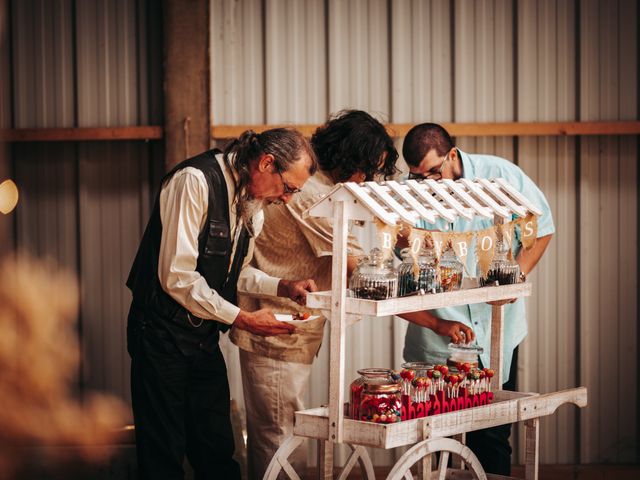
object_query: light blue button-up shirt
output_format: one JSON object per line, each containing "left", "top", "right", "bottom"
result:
{"left": 403, "top": 150, "right": 555, "bottom": 379}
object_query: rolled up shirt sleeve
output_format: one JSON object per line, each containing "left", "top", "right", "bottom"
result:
{"left": 158, "top": 168, "right": 240, "bottom": 325}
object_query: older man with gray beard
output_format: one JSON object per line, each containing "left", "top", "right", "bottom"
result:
{"left": 126, "top": 128, "right": 318, "bottom": 480}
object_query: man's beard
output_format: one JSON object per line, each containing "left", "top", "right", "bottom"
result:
{"left": 238, "top": 195, "right": 267, "bottom": 236}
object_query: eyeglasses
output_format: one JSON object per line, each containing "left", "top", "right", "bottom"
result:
{"left": 277, "top": 170, "right": 302, "bottom": 195}
{"left": 408, "top": 152, "right": 450, "bottom": 181}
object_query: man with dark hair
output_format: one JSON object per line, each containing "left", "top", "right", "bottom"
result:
{"left": 232, "top": 111, "right": 474, "bottom": 479}
{"left": 126, "top": 128, "right": 319, "bottom": 480}
{"left": 401, "top": 123, "right": 555, "bottom": 476}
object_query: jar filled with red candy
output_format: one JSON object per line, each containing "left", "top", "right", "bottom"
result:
{"left": 447, "top": 342, "right": 483, "bottom": 371}
{"left": 359, "top": 382, "right": 402, "bottom": 423}
{"left": 349, "top": 368, "right": 393, "bottom": 420}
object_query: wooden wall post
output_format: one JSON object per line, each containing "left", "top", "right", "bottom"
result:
{"left": 163, "top": 0, "right": 211, "bottom": 170}
{"left": 0, "top": 0, "right": 15, "bottom": 256}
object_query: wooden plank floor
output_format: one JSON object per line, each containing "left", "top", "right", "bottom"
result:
{"left": 300, "top": 464, "right": 640, "bottom": 480}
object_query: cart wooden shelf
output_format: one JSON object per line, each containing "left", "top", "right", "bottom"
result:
{"left": 263, "top": 178, "right": 588, "bottom": 480}
{"left": 292, "top": 388, "right": 587, "bottom": 451}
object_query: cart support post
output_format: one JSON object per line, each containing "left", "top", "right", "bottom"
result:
{"left": 421, "top": 419, "right": 432, "bottom": 479}
{"left": 318, "top": 439, "right": 333, "bottom": 480}
{"left": 490, "top": 304, "right": 505, "bottom": 390}
{"left": 525, "top": 418, "right": 540, "bottom": 480}
{"left": 326, "top": 200, "right": 349, "bottom": 468}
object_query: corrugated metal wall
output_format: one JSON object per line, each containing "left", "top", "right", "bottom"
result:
{"left": 211, "top": 0, "right": 639, "bottom": 466}
{"left": 9, "top": 0, "right": 163, "bottom": 414}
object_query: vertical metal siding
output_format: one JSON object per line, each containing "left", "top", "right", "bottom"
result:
{"left": 515, "top": 0, "right": 579, "bottom": 465}
{"left": 76, "top": 0, "right": 140, "bottom": 126}
{"left": 210, "top": 0, "right": 639, "bottom": 467}
{"left": 211, "top": 0, "right": 265, "bottom": 125}
{"left": 265, "top": 0, "right": 326, "bottom": 123}
{"left": 78, "top": 141, "right": 150, "bottom": 407}
{"left": 390, "top": 0, "right": 455, "bottom": 123}
{"left": 12, "top": 0, "right": 75, "bottom": 127}
{"left": 10, "top": 0, "right": 162, "bottom": 415}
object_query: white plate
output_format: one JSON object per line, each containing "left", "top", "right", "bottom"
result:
{"left": 275, "top": 313, "right": 320, "bottom": 325}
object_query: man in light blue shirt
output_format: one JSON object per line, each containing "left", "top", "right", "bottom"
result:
{"left": 401, "top": 123, "right": 554, "bottom": 476}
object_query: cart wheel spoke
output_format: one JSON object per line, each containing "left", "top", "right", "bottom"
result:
{"left": 437, "top": 451, "right": 449, "bottom": 480}
{"left": 337, "top": 444, "right": 375, "bottom": 480}
{"left": 264, "top": 435, "right": 376, "bottom": 480}
{"left": 386, "top": 437, "right": 486, "bottom": 480}
{"left": 279, "top": 458, "right": 302, "bottom": 480}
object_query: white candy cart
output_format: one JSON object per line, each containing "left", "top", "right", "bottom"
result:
{"left": 264, "top": 178, "right": 587, "bottom": 480}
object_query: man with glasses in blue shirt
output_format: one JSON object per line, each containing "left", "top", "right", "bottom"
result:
{"left": 401, "top": 123, "right": 554, "bottom": 476}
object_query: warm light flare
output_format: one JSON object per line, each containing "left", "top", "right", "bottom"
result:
{"left": 0, "top": 179, "right": 18, "bottom": 214}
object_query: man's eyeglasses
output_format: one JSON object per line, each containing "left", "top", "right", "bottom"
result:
{"left": 408, "top": 152, "right": 450, "bottom": 181}
{"left": 277, "top": 170, "right": 302, "bottom": 195}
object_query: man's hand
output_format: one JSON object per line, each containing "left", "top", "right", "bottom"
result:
{"left": 278, "top": 279, "right": 318, "bottom": 306}
{"left": 233, "top": 309, "right": 295, "bottom": 336}
{"left": 399, "top": 311, "right": 475, "bottom": 344}
{"left": 432, "top": 320, "right": 475, "bottom": 344}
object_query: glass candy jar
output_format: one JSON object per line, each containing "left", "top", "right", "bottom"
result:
{"left": 447, "top": 342, "right": 484, "bottom": 371}
{"left": 349, "top": 368, "right": 393, "bottom": 420}
{"left": 478, "top": 240, "right": 521, "bottom": 286}
{"left": 359, "top": 381, "right": 402, "bottom": 423}
{"left": 439, "top": 246, "right": 464, "bottom": 292}
{"left": 397, "top": 247, "right": 440, "bottom": 296}
{"left": 349, "top": 248, "right": 398, "bottom": 300}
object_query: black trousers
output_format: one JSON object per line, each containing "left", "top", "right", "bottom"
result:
{"left": 466, "top": 347, "right": 519, "bottom": 476}
{"left": 130, "top": 329, "right": 241, "bottom": 480}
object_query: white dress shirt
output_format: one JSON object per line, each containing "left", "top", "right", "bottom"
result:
{"left": 157, "top": 153, "right": 281, "bottom": 325}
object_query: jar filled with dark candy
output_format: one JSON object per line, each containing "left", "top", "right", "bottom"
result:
{"left": 349, "top": 248, "right": 397, "bottom": 300}
{"left": 349, "top": 368, "right": 393, "bottom": 420}
{"left": 478, "top": 239, "right": 520, "bottom": 286}
{"left": 397, "top": 247, "right": 440, "bottom": 296}
{"left": 439, "top": 245, "right": 463, "bottom": 292}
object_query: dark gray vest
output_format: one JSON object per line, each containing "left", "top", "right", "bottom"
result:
{"left": 126, "top": 149, "right": 251, "bottom": 355}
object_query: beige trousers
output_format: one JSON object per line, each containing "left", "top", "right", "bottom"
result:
{"left": 239, "top": 349, "right": 313, "bottom": 480}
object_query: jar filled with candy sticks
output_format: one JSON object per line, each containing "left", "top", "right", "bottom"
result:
{"left": 399, "top": 362, "right": 432, "bottom": 399}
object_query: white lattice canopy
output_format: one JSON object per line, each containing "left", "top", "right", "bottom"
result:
{"left": 307, "top": 177, "right": 543, "bottom": 225}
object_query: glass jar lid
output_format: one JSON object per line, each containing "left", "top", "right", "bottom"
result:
{"left": 364, "top": 382, "right": 401, "bottom": 394}
{"left": 356, "top": 367, "right": 392, "bottom": 378}
{"left": 447, "top": 342, "right": 484, "bottom": 355}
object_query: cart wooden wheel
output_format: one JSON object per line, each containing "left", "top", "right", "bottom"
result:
{"left": 386, "top": 437, "right": 486, "bottom": 480}
{"left": 263, "top": 434, "right": 376, "bottom": 480}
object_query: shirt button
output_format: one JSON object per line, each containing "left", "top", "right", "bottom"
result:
{"left": 474, "top": 322, "right": 478, "bottom": 325}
